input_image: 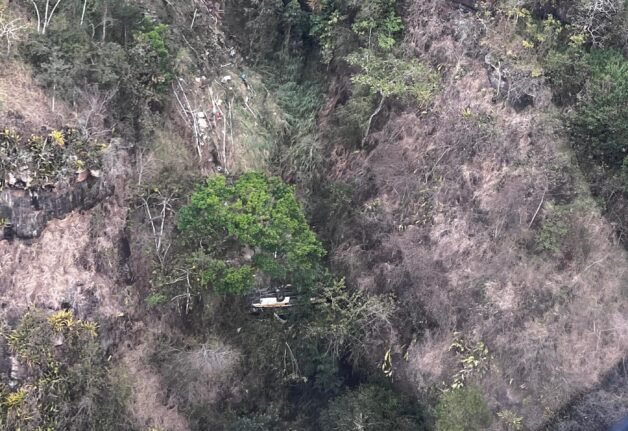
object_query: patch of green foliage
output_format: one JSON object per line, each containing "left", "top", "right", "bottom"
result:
{"left": 544, "top": 47, "right": 591, "bottom": 105}
{"left": 567, "top": 49, "right": 628, "bottom": 169}
{"left": 435, "top": 386, "right": 492, "bottom": 431}
{"left": 19, "top": 1, "right": 172, "bottom": 142}
{"left": 309, "top": 0, "right": 439, "bottom": 149}
{"left": 538, "top": 7, "right": 628, "bottom": 246}
{"left": 176, "top": 173, "right": 326, "bottom": 295}
{"left": 132, "top": 19, "right": 174, "bottom": 93}
{"left": 0, "top": 310, "right": 133, "bottom": 430}
{"left": 534, "top": 202, "right": 570, "bottom": 255}
{"left": 504, "top": 4, "right": 627, "bottom": 171}
{"left": 507, "top": 7, "right": 571, "bottom": 55}
{"left": 347, "top": 49, "right": 439, "bottom": 104}
{"left": 145, "top": 292, "right": 169, "bottom": 308}
{"left": 311, "top": 0, "right": 404, "bottom": 63}
{"left": 307, "top": 278, "right": 394, "bottom": 363}
{"left": 151, "top": 171, "right": 400, "bottom": 428}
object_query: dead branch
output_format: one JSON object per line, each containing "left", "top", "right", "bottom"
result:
{"left": 528, "top": 189, "right": 546, "bottom": 228}
{"left": 362, "top": 94, "right": 386, "bottom": 146}
{"left": 174, "top": 78, "right": 203, "bottom": 162}
{"left": 0, "top": 14, "right": 26, "bottom": 56}
{"left": 141, "top": 193, "right": 175, "bottom": 271}
{"left": 74, "top": 86, "right": 117, "bottom": 141}
{"left": 169, "top": 269, "right": 194, "bottom": 314}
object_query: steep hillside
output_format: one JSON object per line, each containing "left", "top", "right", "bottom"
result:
{"left": 317, "top": 1, "right": 628, "bottom": 428}
{"left": 0, "top": 0, "right": 626, "bottom": 430}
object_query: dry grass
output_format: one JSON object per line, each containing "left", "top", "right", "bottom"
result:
{"left": 325, "top": 2, "right": 628, "bottom": 428}
{"left": 0, "top": 204, "right": 127, "bottom": 318}
{"left": 160, "top": 339, "right": 242, "bottom": 407}
{"left": 120, "top": 337, "right": 191, "bottom": 431}
{"left": 0, "top": 59, "right": 71, "bottom": 127}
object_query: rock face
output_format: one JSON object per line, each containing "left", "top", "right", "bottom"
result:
{"left": 0, "top": 178, "right": 113, "bottom": 240}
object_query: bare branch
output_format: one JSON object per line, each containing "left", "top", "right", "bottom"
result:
{"left": 362, "top": 94, "right": 386, "bottom": 147}
{"left": 0, "top": 14, "right": 26, "bottom": 56}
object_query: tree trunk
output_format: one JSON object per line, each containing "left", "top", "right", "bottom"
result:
{"left": 31, "top": 0, "right": 42, "bottom": 33}
{"left": 80, "top": 0, "right": 87, "bottom": 26}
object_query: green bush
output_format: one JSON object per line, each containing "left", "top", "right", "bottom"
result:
{"left": 307, "top": 278, "right": 394, "bottom": 362}
{"left": 176, "top": 173, "right": 326, "bottom": 295}
{"left": 310, "top": 0, "right": 403, "bottom": 63}
{"left": 534, "top": 202, "right": 570, "bottom": 254}
{"left": 19, "top": 4, "right": 172, "bottom": 143}
{"left": 567, "top": 49, "right": 628, "bottom": 169}
{"left": 131, "top": 20, "right": 173, "bottom": 93}
{"left": 544, "top": 48, "right": 591, "bottom": 106}
{"left": 1, "top": 310, "right": 134, "bottom": 430}
{"left": 347, "top": 49, "right": 439, "bottom": 104}
{"left": 435, "top": 386, "right": 492, "bottom": 431}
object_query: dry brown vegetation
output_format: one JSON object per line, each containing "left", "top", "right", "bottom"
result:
{"left": 0, "top": 0, "right": 625, "bottom": 428}
{"left": 0, "top": 59, "right": 70, "bottom": 127}
{"left": 323, "top": 1, "right": 628, "bottom": 428}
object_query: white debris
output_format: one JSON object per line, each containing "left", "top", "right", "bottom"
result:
{"left": 196, "top": 112, "right": 209, "bottom": 130}
{"left": 76, "top": 169, "right": 89, "bottom": 183}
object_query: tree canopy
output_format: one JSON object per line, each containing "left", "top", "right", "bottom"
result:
{"left": 177, "top": 173, "right": 326, "bottom": 295}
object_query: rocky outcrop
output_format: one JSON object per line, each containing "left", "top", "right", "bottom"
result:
{"left": 0, "top": 178, "right": 113, "bottom": 240}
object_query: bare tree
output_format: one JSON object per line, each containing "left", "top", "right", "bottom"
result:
{"left": 30, "top": 0, "right": 64, "bottom": 34}
{"left": 0, "top": 12, "right": 25, "bottom": 56}
{"left": 572, "top": 0, "right": 623, "bottom": 46}
{"left": 73, "top": 85, "right": 117, "bottom": 141}
{"left": 140, "top": 189, "right": 177, "bottom": 272}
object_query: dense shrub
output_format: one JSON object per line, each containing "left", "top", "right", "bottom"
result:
{"left": 0, "top": 310, "right": 133, "bottom": 430}
{"left": 176, "top": 173, "right": 326, "bottom": 295}
{"left": 567, "top": 49, "right": 628, "bottom": 169}
{"left": 347, "top": 49, "right": 439, "bottom": 104}
{"left": 435, "top": 386, "right": 492, "bottom": 431}
{"left": 307, "top": 278, "right": 394, "bottom": 363}
{"left": 544, "top": 48, "right": 591, "bottom": 105}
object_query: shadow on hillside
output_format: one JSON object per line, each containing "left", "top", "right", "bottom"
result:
{"left": 541, "top": 357, "right": 628, "bottom": 430}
